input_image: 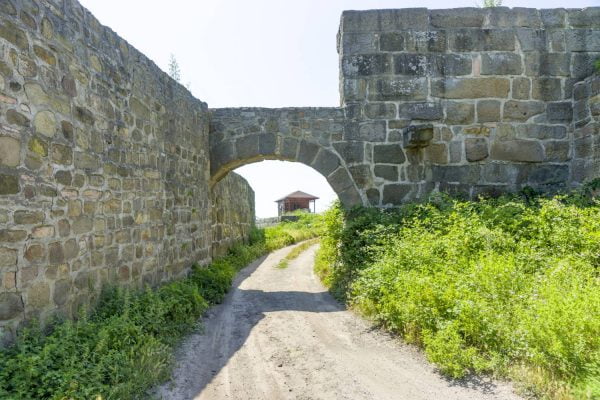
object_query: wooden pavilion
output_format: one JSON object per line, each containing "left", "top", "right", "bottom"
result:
{"left": 275, "top": 191, "right": 319, "bottom": 216}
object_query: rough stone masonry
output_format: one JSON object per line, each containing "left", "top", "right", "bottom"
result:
{"left": 1, "top": 1, "right": 600, "bottom": 340}
{"left": 0, "top": 0, "right": 253, "bottom": 342}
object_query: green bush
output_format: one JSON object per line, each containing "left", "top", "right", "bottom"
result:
{"left": 316, "top": 191, "right": 600, "bottom": 399}
{"left": 0, "top": 219, "right": 322, "bottom": 399}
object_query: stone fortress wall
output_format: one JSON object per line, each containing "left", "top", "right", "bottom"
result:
{"left": 210, "top": 7, "right": 599, "bottom": 207}
{"left": 337, "top": 7, "right": 600, "bottom": 205}
{"left": 0, "top": 0, "right": 254, "bottom": 342}
{"left": 1, "top": 1, "right": 599, "bottom": 341}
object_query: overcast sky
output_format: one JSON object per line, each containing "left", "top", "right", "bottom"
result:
{"left": 79, "top": 0, "right": 598, "bottom": 217}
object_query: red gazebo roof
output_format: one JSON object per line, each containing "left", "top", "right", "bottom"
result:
{"left": 275, "top": 191, "right": 319, "bottom": 202}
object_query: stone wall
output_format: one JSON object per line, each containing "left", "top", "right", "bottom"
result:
{"left": 572, "top": 74, "right": 600, "bottom": 181}
{"left": 211, "top": 172, "right": 255, "bottom": 257}
{"left": 0, "top": 0, "right": 254, "bottom": 343}
{"left": 338, "top": 7, "right": 600, "bottom": 205}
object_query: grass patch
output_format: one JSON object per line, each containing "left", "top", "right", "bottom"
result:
{"left": 0, "top": 214, "right": 324, "bottom": 400}
{"left": 316, "top": 185, "right": 600, "bottom": 399}
{"left": 276, "top": 238, "right": 320, "bottom": 269}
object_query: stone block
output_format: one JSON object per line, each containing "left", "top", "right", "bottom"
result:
{"left": 546, "top": 102, "right": 573, "bottom": 123}
{"left": 343, "top": 54, "right": 391, "bottom": 77}
{"left": 366, "top": 188, "right": 380, "bottom": 206}
{"left": 431, "top": 78, "right": 510, "bottom": 99}
{"left": 14, "top": 210, "right": 44, "bottom": 225}
{"left": 374, "top": 165, "right": 398, "bottom": 181}
{"left": 334, "top": 142, "right": 365, "bottom": 164}
{"left": 490, "top": 139, "right": 544, "bottom": 162}
{"left": 429, "top": 54, "right": 472, "bottom": 76}
{"left": 382, "top": 183, "right": 414, "bottom": 205}
{"left": 34, "top": 111, "right": 57, "bottom": 137}
{"left": 364, "top": 103, "right": 396, "bottom": 119}
{"left": 28, "top": 282, "right": 50, "bottom": 308}
{"left": 430, "top": 8, "right": 485, "bottom": 28}
{"left": 488, "top": 7, "right": 541, "bottom": 28}
{"left": 297, "top": 140, "right": 320, "bottom": 165}
{"left": 516, "top": 124, "right": 567, "bottom": 140}
{"left": 565, "top": 29, "right": 600, "bottom": 52}
{"left": 311, "top": 150, "right": 340, "bottom": 176}
{"left": 0, "top": 293, "right": 23, "bottom": 321}
{"left": 6, "top": 110, "right": 30, "bottom": 127}
{"left": 567, "top": 8, "right": 600, "bottom": 28}
{"left": 425, "top": 143, "right": 448, "bottom": 164}
{"left": 524, "top": 53, "right": 570, "bottom": 76}
{"left": 432, "top": 165, "right": 480, "bottom": 184}
{"left": 258, "top": 133, "right": 276, "bottom": 156}
{"left": 72, "top": 217, "right": 93, "bottom": 234}
{"left": 527, "top": 164, "right": 569, "bottom": 184}
{"left": 52, "top": 144, "right": 73, "bottom": 165}
{"left": 531, "top": 78, "right": 562, "bottom": 101}
{"left": 0, "top": 175, "right": 19, "bottom": 195}
{"left": 348, "top": 164, "right": 372, "bottom": 187}
{"left": 368, "top": 77, "right": 428, "bottom": 101}
{"left": 346, "top": 121, "right": 386, "bottom": 141}
{"left": 540, "top": 9, "right": 566, "bottom": 28}
{"left": 53, "top": 279, "right": 70, "bottom": 306}
{"left": 235, "top": 135, "right": 259, "bottom": 160}
{"left": 379, "top": 32, "right": 404, "bottom": 51}
{"left": 572, "top": 54, "right": 597, "bottom": 80}
{"left": 24, "top": 244, "right": 44, "bottom": 263}
{"left": 477, "top": 100, "right": 501, "bottom": 123}
{"left": 397, "top": 102, "right": 442, "bottom": 120}
{"left": 0, "top": 247, "right": 17, "bottom": 268}
{"left": 393, "top": 54, "right": 428, "bottom": 76}
{"left": 516, "top": 29, "right": 548, "bottom": 51}
{"left": 503, "top": 101, "right": 545, "bottom": 121}
{"left": 544, "top": 141, "right": 570, "bottom": 162}
{"left": 403, "top": 125, "right": 434, "bottom": 148}
{"left": 448, "top": 29, "right": 515, "bottom": 52}
{"left": 481, "top": 53, "right": 522, "bottom": 75}
{"left": 444, "top": 102, "right": 474, "bottom": 125}
{"left": 374, "top": 144, "right": 406, "bottom": 164}
{"left": 74, "top": 152, "right": 99, "bottom": 170}
{"left": 0, "top": 136, "right": 20, "bottom": 167}
{"left": 465, "top": 138, "right": 489, "bottom": 162}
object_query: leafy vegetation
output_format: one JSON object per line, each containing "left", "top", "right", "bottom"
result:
{"left": 316, "top": 187, "right": 600, "bottom": 399}
{"left": 0, "top": 215, "right": 323, "bottom": 400}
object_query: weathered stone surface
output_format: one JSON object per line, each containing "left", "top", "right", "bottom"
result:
{"left": 465, "top": 138, "right": 489, "bottom": 162}
{"left": 0, "top": 248, "right": 17, "bottom": 268}
{"left": 6, "top": 110, "right": 30, "bottom": 127}
{"left": 546, "top": 102, "right": 573, "bottom": 123}
{"left": 368, "top": 77, "right": 428, "bottom": 101}
{"left": 27, "top": 283, "right": 50, "bottom": 308}
{"left": 444, "top": 102, "right": 474, "bottom": 125}
{"left": 14, "top": 211, "right": 44, "bottom": 225}
{"left": 374, "top": 165, "right": 398, "bottom": 181}
{"left": 490, "top": 140, "right": 544, "bottom": 162}
{"left": 34, "top": 111, "right": 57, "bottom": 137}
{"left": 382, "top": 183, "right": 413, "bottom": 204}
{"left": 431, "top": 78, "right": 510, "bottom": 99}
{"left": 503, "top": 101, "right": 545, "bottom": 121}
{"left": 0, "top": 293, "right": 23, "bottom": 321}
{"left": 477, "top": 100, "right": 501, "bottom": 123}
{"left": 374, "top": 144, "right": 405, "bottom": 164}
{"left": 403, "top": 125, "right": 433, "bottom": 148}
{"left": 481, "top": 53, "right": 522, "bottom": 75}
{"left": 398, "top": 103, "right": 442, "bottom": 120}
{"left": 0, "top": 137, "right": 20, "bottom": 167}
{"left": 0, "top": 175, "right": 19, "bottom": 195}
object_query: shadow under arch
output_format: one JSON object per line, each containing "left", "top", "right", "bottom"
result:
{"left": 209, "top": 107, "right": 364, "bottom": 207}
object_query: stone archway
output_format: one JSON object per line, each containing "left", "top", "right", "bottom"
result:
{"left": 209, "top": 108, "right": 364, "bottom": 207}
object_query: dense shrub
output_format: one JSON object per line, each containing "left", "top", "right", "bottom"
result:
{"left": 316, "top": 190, "right": 600, "bottom": 399}
{"left": 0, "top": 216, "right": 322, "bottom": 400}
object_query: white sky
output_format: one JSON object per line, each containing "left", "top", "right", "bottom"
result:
{"left": 79, "top": 0, "right": 598, "bottom": 217}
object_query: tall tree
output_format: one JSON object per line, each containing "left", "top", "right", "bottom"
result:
{"left": 168, "top": 54, "right": 181, "bottom": 82}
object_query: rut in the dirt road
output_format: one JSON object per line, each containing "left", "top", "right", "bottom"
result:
{"left": 154, "top": 243, "right": 522, "bottom": 400}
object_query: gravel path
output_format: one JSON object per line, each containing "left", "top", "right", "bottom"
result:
{"left": 154, "top": 244, "right": 522, "bottom": 400}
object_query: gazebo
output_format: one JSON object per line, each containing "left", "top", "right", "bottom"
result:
{"left": 275, "top": 191, "right": 319, "bottom": 216}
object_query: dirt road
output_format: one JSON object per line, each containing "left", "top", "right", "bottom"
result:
{"left": 154, "top": 244, "right": 522, "bottom": 400}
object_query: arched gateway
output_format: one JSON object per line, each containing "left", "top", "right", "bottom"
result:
{"left": 209, "top": 108, "right": 364, "bottom": 207}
